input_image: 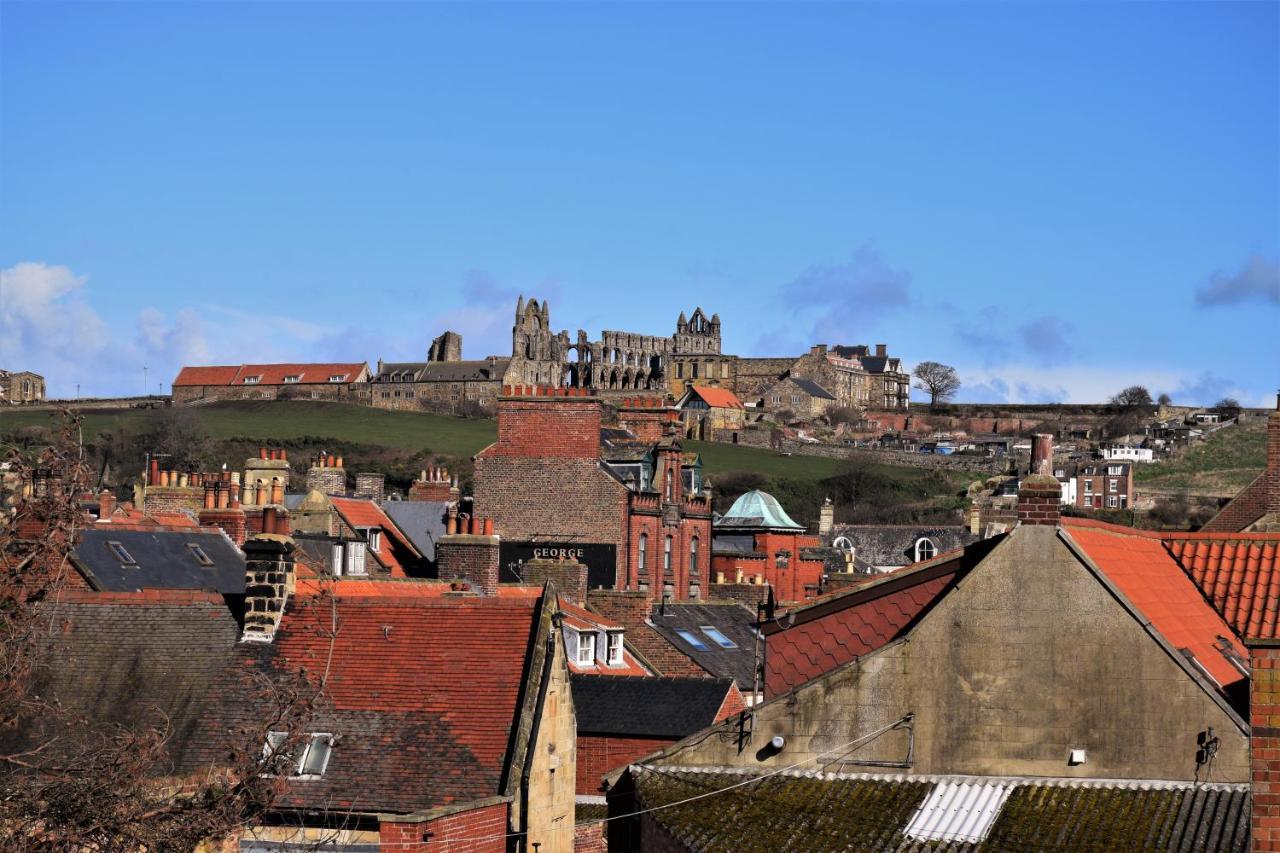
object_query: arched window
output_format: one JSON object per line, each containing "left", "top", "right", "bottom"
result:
{"left": 689, "top": 537, "right": 699, "bottom": 575}
{"left": 664, "top": 536, "right": 673, "bottom": 573}
{"left": 638, "top": 534, "right": 647, "bottom": 572}
{"left": 915, "top": 538, "right": 937, "bottom": 562}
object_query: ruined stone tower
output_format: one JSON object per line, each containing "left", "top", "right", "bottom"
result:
{"left": 428, "top": 330, "right": 463, "bottom": 362}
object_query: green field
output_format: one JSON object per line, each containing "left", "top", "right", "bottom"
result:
{"left": 0, "top": 401, "right": 852, "bottom": 482}
{"left": 1134, "top": 419, "right": 1267, "bottom": 494}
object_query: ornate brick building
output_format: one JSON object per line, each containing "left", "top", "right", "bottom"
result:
{"left": 471, "top": 387, "right": 713, "bottom": 602}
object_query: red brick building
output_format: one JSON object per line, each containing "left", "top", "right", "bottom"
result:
{"left": 472, "top": 386, "right": 713, "bottom": 602}
{"left": 710, "top": 490, "right": 825, "bottom": 604}
{"left": 1073, "top": 461, "right": 1134, "bottom": 510}
{"left": 171, "top": 362, "right": 370, "bottom": 405}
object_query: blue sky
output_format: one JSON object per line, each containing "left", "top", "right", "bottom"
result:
{"left": 2, "top": 1, "right": 1277, "bottom": 404}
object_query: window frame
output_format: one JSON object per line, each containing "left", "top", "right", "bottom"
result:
{"left": 107, "top": 541, "right": 137, "bottom": 566}
{"left": 606, "top": 631, "right": 624, "bottom": 665}
{"left": 576, "top": 631, "right": 597, "bottom": 666}
{"left": 675, "top": 629, "right": 710, "bottom": 651}
{"left": 663, "top": 535, "right": 673, "bottom": 572}
{"left": 700, "top": 625, "right": 737, "bottom": 649}
{"left": 187, "top": 543, "right": 214, "bottom": 567}
{"left": 637, "top": 533, "right": 647, "bottom": 571}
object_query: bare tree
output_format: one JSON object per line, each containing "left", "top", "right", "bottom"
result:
{"left": 0, "top": 412, "right": 317, "bottom": 850}
{"left": 1214, "top": 397, "right": 1242, "bottom": 419}
{"left": 1157, "top": 393, "right": 1172, "bottom": 407}
{"left": 912, "top": 362, "right": 961, "bottom": 409}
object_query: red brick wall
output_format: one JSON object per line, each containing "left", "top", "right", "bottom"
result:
{"left": 576, "top": 734, "right": 675, "bottom": 794}
{"left": 709, "top": 530, "right": 824, "bottom": 604}
{"left": 573, "top": 820, "right": 607, "bottom": 853}
{"left": 379, "top": 801, "right": 509, "bottom": 852}
{"left": 715, "top": 684, "right": 747, "bottom": 721}
{"left": 490, "top": 395, "right": 602, "bottom": 459}
{"left": 1017, "top": 476, "right": 1061, "bottom": 526}
{"left": 1253, "top": 644, "right": 1280, "bottom": 852}
{"left": 436, "top": 535, "right": 500, "bottom": 595}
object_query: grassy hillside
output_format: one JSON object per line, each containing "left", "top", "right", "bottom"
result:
{"left": 1134, "top": 419, "right": 1267, "bottom": 494}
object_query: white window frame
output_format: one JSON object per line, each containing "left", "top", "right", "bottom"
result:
{"left": 915, "top": 538, "right": 937, "bottom": 562}
{"left": 243, "top": 375, "right": 262, "bottom": 385}
{"left": 365, "top": 528, "right": 382, "bottom": 553}
{"left": 576, "top": 631, "right": 597, "bottom": 666}
{"left": 700, "top": 625, "right": 737, "bottom": 649}
{"left": 664, "top": 536, "right": 673, "bottom": 572}
{"left": 1109, "top": 479, "right": 1118, "bottom": 494}
{"left": 689, "top": 536, "right": 699, "bottom": 574}
{"left": 283, "top": 375, "right": 302, "bottom": 384}
{"left": 606, "top": 631, "right": 624, "bottom": 665}
{"left": 637, "top": 533, "right": 647, "bottom": 571}
{"left": 345, "top": 540, "right": 367, "bottom": 576}
{"left": 296, "top": 733, "right": 334, "bottom": 778}
{"left": 328, "top": 374, "right": 348, "bottom": 382}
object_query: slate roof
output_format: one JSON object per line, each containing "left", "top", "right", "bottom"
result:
{"left": 1061, "top": 519, "right": 1248, "bottom": 693}
{"left": 3, "top": 591, "right": 243, "bottom": 775}
{"left": 379, "top": 500, "right": 449, "bottom": 563}
{"left": 827, "top": 525, "right": 979, "bottom": 569}
{"left": 787, "top": 377, "right": 836, "bottom": 400}
{"left": 570, "top": 675, "right": 735, "bottom": 737}
{"left": 1164, "top": 534, "right": 1280, "bottom": 639}
{"left": 717, "top": 490, "right": 804, "bottom": 531}
{"left": 623, "top": 766, "right": 1249, "bottom": 852}
{"left": 647, "top": 602, "right": 758, "bottom": 690}
{"left": 73, "top": 527, "right": 245, "bottom": 594}
{"left": 249, "top": 580, "right": 545, "bottom": 813}
{"left": 375, "top": 360, "right": 510, "bottom": 382}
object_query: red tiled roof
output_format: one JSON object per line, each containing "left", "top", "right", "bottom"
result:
{"left": 1165, "top": 537, "right": 1280, "bottom": 640}
{"left": 331, "top": 497, "right": 420, "bottom": 577}
{"left": 270, "top": 582, "right": 542, "bottom": 799}
{"left": 560, "top": 597, "right": 651, "bottom": 677}
{"left": 233, "top": 363, "right": 367, "bottom": 386}
{"left": 689, "top": 387, "right": 744, "bottom": 409}
{"left": 173, "top": 365, "right": 240, "bottom": 386}
{"left": 1063, "top": 524, "right": 1247, "bottom": 690}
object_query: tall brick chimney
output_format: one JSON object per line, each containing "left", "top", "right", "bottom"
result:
{"left": 1017, "top": 433, "right": 1060, "bottom": 526}
{"left": 435, "top": 516, "right": 500, "bottom": 595}
{"left": 585, "top": 589, "right": 651, "bottom": 628}
{"left": 521, "top": 556, "right": 588, "bottom": 603}
{"left": 492, "top": 386, "right": 601, "bottom": 459}
{"left": 305, "top": 451, "right": 346, "bottom": 496}
{"left": 353, "top": 472, "right": 385, "bottom": 502}
{"left": 241, "top": 515, "right": 296, "bottom": 643}
{"left": 98, "top": 489, "right": 116, "bottom": 521}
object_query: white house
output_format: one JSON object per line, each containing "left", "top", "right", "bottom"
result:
{"left": 1102, "top": 445, "right": 1155, "bottom": 463}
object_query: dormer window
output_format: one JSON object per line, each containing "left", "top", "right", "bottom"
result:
{"left": 576, "top": 631, "right": 597, "bottom": 666}
{"left": 243, "top": 375, "right": 262, "bottom": 385}
{"left": 1108, "top": 465, "right": 1123, "bottom": 476}
{"left": 187, "top": 544, "right": 214, "bottom": 567}
{"left": 606, "top": 631, "right": 624, "bottom": 665}
{"left": 283, "top": 375, "right": 302, "bottom": 384}
{"left": 915, "top": 538, "right": 937, "bottom": 562}
{"left": 362, "top": 528, "right": 382, "bottom": 553}
{"left": 328, "top": 374, "right": 348, "bottom": 382}
{"left": 107, "top": 541, "right": 136, "bottom": 565}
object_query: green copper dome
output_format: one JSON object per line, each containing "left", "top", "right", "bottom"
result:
{"left": 718, "top": 489, "right": 804, "bottom": 531}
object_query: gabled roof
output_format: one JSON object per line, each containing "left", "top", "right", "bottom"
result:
{"left": 73, "top": 527, "right": 244, "bottom": 594}
{"left": 173, "top": 365, "right": 241, "bottom": 386}
{"left": 623, "top": 766, "right": 1249, "bottom": 852}
{"left": 1061, "top": 519, "right": 1248, "bottom": 691}
{"left": 717, "top": 490, "right": 804, "bottom": 531}
{"left": 784, "top": 376, "right": 837, "bottom": 400}
{"left": 331, "top": 497, "right": 421, "bottom": 576}
{"left": 253, "top": 580, "right": 544, "bottom": 812}
{"left": 1163, "top": 534, "right": 1280, "bottom": 640}
{"left": 685, "top": 386, "right": 744, "bottom": 409}
{"left": 570, "top": 675, "right": 736, "bottom": 737}
{"left": 647, "top": 602, "right": 758, "bottom": 690}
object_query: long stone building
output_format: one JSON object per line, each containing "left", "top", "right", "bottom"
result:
{"left": 172, "top": 296, "right": 910, "bottom": 415}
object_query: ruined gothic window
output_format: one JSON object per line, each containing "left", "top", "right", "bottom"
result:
{"left": 638, "top": 534, "right": 647, "bottom": 571}
{"left": 664, "top": 536, "right": 673, "bottom": 573}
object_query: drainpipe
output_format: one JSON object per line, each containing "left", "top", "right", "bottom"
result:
{"left": 517, "top": 615, "right": 558, "bottom": 852}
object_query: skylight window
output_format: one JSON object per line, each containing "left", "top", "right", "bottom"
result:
{"left": 262, "top": 731, "right": 334, "bottom": 778}
{"left": 107, "top": 541, "right": 136, "bottom": 565}
{"left": 187, "top": 544, "right": 214, "bottom": 567}
{"left": 700, "top": 626, "right": 737, "bottom": 649}
{"left": 676, "top": 629, "right": 710, "bottom": 651}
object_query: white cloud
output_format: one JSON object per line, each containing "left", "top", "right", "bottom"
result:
{"left": 953, "top": 365, "right": 1192, "bottom": 405}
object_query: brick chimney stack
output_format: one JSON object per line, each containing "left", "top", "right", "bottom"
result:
{"left": 585, "top": 589, "right": 651, "bottom": 628}
{"left": 1017, "top": 433, "right": 1060, "bottom": 526}
{"left": 493, "top": 385, "right": 601, "bottom": 459}
{"left": 241, "top": 520, "right": 296, "bottom": 642}
{"left": 98, "top": 489, "right": 116, "bottom": 520}
{"left": 616, "top": 396, "right": 675, "bottom": 444}
{"left": 305, "top": 451, "right": 347, "bottom": 496}
{"left": 435, "top": 516, "right": 500, "bottom": 595}
{"left": 408, "top": 466, "right": 455, "bottom": 502}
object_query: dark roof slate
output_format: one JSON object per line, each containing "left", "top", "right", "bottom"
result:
{"left": 74, "top": 527, "right": 245, "bottom": 594}
{"left": 627, "top": 766, "right": 1249, "bottom": 852}
{"left": 380, "top": 500, "right": 449, "bottom": 562}
{"left": 647, "top": 603, "right": 758, "bottom": 689}
{"left": 827, "top": 525, "right": 978, "bottom": 569}
{"left": 787, "top": 377, "right": 836, "bottom": 400}
{"left": 570, "top": 675, "right": 733, "bottom": 737}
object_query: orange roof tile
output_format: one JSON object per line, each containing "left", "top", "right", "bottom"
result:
{"left": 331, "top": 497, "right": 419, "bottom": 577}
{"left": 173, "top": 365, "right": 241, "bottom": 386}
{"left": 233, "top": 362, "right": 367, "bottom": 386}
{"left": 1165, "top": 537, "right": 1280, "bottom": 640}
{"left": 689, "top": 386, "right": 744, "bottom": 409}
{"left": 1064, "top": 524, "right": 1247, "bottom": 690}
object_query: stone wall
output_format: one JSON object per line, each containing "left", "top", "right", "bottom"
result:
{"left": 649, "top": 526, "right": 1250, "bottom": 783}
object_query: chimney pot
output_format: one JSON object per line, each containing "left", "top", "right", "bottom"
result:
{"left": 483, "top": 518, "right": 494, "bottom": 536}
{"left": 260, "top": 447, "right": 268, "bottom": 460}
{"left": 149, "top": 458, "right": 161, "bottom": 486}
{"left": 336, "top": 455, "right": 343, "bottom": 468}
{"left": 230, "top": 482, "right": 241, "bottom": 508}
{"left": 204, "top": 485, "right": 216, "bottom": 510}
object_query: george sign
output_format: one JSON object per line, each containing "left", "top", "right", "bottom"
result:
{"left": 499, "top": 541, "right": 617, "bottom": 590}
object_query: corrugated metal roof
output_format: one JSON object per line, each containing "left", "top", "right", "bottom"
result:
{"left": 903, "top": 779, "right": 1012, "bottom": 843}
